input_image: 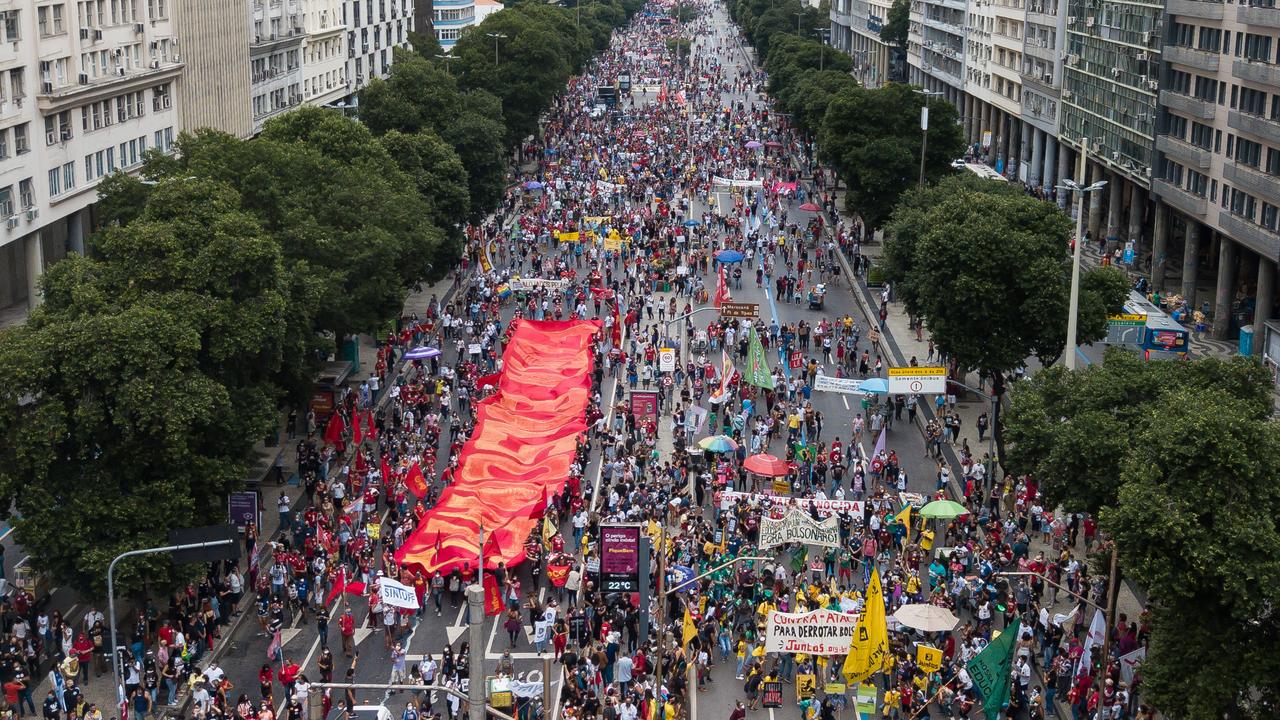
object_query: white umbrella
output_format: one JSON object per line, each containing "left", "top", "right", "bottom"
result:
{"left": 891, "top": 603, "right": 960, "bottom": 632}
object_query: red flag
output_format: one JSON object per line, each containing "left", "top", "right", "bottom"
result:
{"left": 380, "top": 455, "right": 393, "bottom": 485}
{"left": 324, "top": 568, "right": 347, "bottom": 606}
{"left": 483, "top": 573, "right": 504, "bottom": 616}
{"left": 713, "top": 264, "right": 730, "bottom": 309}
{"left": 352, "top": 413, "right": 363, "bottom": 446}
{"left": 354, "top": 451, "right": 368, "bottom": 475}
{"left": 365, "top": 410, "right": 378, "bottom": 439}
{"left": 323, "top": 412, "right": 345, "bottom": 447}
{"left": 405, "top": 461, "right": 429, "bottom": 499}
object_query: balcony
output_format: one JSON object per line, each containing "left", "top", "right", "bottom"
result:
{"left": 1223, "top": 164, "right": 1280, "bottom": 208}
{"left": 251, "top": 28, "right": 305, "bottom": 51}
{"left": 37, "top": 63, "right": 184, "bottom": 113}
{"left": 1162, "top": 44, "right": 1219, "bottom": 72}
{"left": 1218, "top": 211, "right": 1280, "bottom": 257}
{"left": 1166, "top": 0, "right": 1225, "bottom": 20}
{"left": 1228, "top": 109, "right": 1280, "bottom": 146}
{"left": 1160, "top": 90, "right": 1217, "bottom": 121}
{"left": 1157, "top": 135, "right": 1211, "bottom": 169}
{"left": 1237, "top": 2, "right": 1280, "bottom": 28}
{"left": 1153, "top": 179, "right": 1208, "bottom": 217}
{"left": 1232, "top": 58, "right": 1280, "bottom": 87}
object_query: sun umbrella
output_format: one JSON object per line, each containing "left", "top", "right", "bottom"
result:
{"left": 857, "top": 377, "right": 889, "bottom": 394}
{"left": 764, "top": 140, "right": 783, "bottom": 147}
{"left": 892, "top": 603, "right": 960, "bottom": 632}
{"left": 745, "top": 140, "right": 763, "bottom": 149}
{"left": 743, "top": 453, "right": 789, "bottom": 477}
{"left": 683, "top": 218, "right": 702, "bottom": 227}
{"left": 715, "top": 249, "right": 745, "bottom": 263}
{"left": 798, "top": 202, "right": 821, "bottom": 212}
{"left": 698, "top": 435, "right": 739, "bottom": 453}
{"left": 523, "top": 180, "right": 543, "bottom": 190}
{"left": 919, "top": 499, "right": 970, "bottom": 519}
{"left": 404, "top": 346, "right": 442, "bottom": 360}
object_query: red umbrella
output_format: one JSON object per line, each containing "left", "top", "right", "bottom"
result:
{"left": 798, "top": 202, "right": 821, "bottom": 212}
{"left": 743, "top": 453, "right": 789, "bottom": 477}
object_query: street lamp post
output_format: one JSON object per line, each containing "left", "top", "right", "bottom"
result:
{"left": 914, "top": 89, "right": 943, "bottom": 187}
{"left": 108, "top": 540, "right": 234, "bottom": 708}
{"left": 814, "top": 28, "right": 830, "bottom": 71}
{"left": 1056, "top": 138, "right": 1106, "bottom": 370}
{"left": 486, "top": 32, "right": 507, "bottom": 65}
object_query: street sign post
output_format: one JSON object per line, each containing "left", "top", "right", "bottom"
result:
{"left": 886, "top": 367, "right": 946, "bottom": 395}
{"left": 599, "top": 524, "right": 642, "bottom": 593}
{"left": 719, "top": 301, "right": 759, "bottom": 318}
{"left": 658, "top": 347, "right": 676, "bottom": 372}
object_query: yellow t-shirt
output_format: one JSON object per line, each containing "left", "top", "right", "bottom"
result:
{"left": 883, "top": 690, "right": 900, "bottom": 709}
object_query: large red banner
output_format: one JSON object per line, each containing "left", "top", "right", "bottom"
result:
{"left": 394, "top": 319, "right": 600, "bottom": 576}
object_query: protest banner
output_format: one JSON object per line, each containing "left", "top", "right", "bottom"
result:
{"left": 759, "top": 508, "right": 840, "bottom": 548}
{"left": 379, "top": 578, "right": 420, "bottom": 610}
{"left": 765, "top": 609, "right": 860, "bottom": 655}
{"left": 718, "top": 490, "right": 864, "bottom": 517}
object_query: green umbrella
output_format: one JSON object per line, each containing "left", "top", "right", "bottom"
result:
{"left": 919, "top": 499, "right": 970, "bottom": 519}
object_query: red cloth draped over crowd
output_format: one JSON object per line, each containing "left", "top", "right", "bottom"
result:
{"left": 394, "top": 318, "right": 601, "bottom": 576}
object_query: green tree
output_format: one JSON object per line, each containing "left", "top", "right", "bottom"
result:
{"left": 818, "top": 84, "right": 964, "bottom": 230}
{"left": 884, "top": 178, "right": 1128, "bottom": 460}
{"left": 1004, "top": 350, "right": 1274, "bottom": 513}
{"left": 379, "top": 129, "right": 472, "bottom": 237}
{"left": 0, "top": 180, "right": 292, "bottom": 596}
{"left": 1101, "top": 392, "right": 1280, "bottom": 718}
{"left": 880, "top": 0, "right": 909, "bottom": 48}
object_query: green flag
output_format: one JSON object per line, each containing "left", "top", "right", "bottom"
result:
{"left": 788, "top": 547, "right": 807, "bottom": 575}
{"left": 744, "top": 327, "right": 775, "bottom": 389}
{"left": 966, "top": 616, "right": 1020, "bottom": 720}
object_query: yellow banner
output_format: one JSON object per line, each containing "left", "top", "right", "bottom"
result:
{"left": 555, "top": 231, "right": 580, "bottom": 242}
{"left": 796, "top": 674, "right": 816, "bottom": 700}
{"left": 583, "top": 215, "right": 613, "bottom": 224}
{"left": 842, "top": 569, "right": 888, "bottom": 685}
{"left": 916, "top": 645, "right": 943, "bottom": 673}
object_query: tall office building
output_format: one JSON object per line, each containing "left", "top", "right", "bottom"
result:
{"left": 830, "top": 0, "right": 894, "bottom": 86}
{"left": 342, "top": 0, "right": 414, "bottom": 99}
{"left": 1151, "top": 0, "right": 1280, "bottom": 342}
{"left": 0, "top": 0, "right": 183, "bottom": 320}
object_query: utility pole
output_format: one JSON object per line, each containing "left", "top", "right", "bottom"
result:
{"left": 466, "top": 584, "right": 485, "bottom": 720}
{"left": 486, "top": 32, "right": 507, "bottom": 66}
{"left": 1058, "top": 139, "right": 1106, "bottom": 370}
{"left": 915, "top": 89, "right": 943, "bottom": 187}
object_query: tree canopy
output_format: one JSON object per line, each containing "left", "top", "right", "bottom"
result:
{"left": 883, "top": 176, "right": 1128, "bottom": 459}
{"left": 818, "top": 83, "right": 965, "bottom": 229}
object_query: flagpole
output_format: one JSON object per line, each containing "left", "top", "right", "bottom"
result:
{"left": 905, "top": 676, "right": 959, "bottom": 720}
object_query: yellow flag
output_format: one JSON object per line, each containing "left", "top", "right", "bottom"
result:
{"left": 916, "top": 644, "right": 943, "bottom": 673}
{"left": 682, "top": 608, "right": 697, "bottom": 647}
{"left": 842, "top": 569, "right": 889, "bottom": 685}
{"left": 541, "top": 513, "right": 555, "bottom": 551}
{"left": 899, "top": 505, "right": 911, "bottom": 543}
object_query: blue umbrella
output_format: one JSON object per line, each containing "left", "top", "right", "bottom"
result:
{"left": 523, "top": 180, "right": 543, "bottom": 190}
{"left": 858, "top": 377, "right": 890, "bottom": 394}
{"left": 683, "top": 218, "right": 701, "bottom": 227}
{"left": 404, "top": 346, "right": 441, "bottom": 360}
{"left": 715, "top": 249, "right": 745, "bottom": 263}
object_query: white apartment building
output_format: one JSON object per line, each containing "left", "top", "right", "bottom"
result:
{"left": 0, "top": 0, "right": 182, "bottom": 320}
{"left": 830, "top": 0, "right": 893, "bottom": 87}
{"left": 342, "top": 0, "right": 413, "bottom": 99}
{"left": 248, "top": 0, "right": 347, "bottom": 132}
{"left": 301, "top": 0, "right": 346, "bottom": 106}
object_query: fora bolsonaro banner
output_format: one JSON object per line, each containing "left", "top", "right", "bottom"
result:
{"left": 758, "top": 508, "right": 841, "bottom": 548}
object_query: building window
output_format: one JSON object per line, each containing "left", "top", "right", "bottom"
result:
{"left": 44, "top": 111, "right": 72, "bottom": 144}
{"left": 1238, "top": 85, "right": 1268, "bottom": 116}
{"left": 0, "top": 10, "right": 20, "bottom": 43}
{"left": 147, "top": 0, "right": 167, "bottom": 20}
{"left": 0, "top": 186, "right": 12, "bottom": 218}
{"left": 14, "top": 123, "right": 29, "bottom": 154}
{"left": 38, "top": 4, "right": 67, "bottom": 37}
{"left": 0, "top": 129, "right": 7, "bottom": 160}
{"left": 1234, "top": 137, "right": 1262, "bottom": 167}
{"left": 1186, "top": 169, "right": 1208, "bottom": 197}
{"left": 1167, "top": 114, "right": 1188, "bottom": 141}
{"left": 152, "top": 83, "right": 170, "bottom": 111}
{"left": 1243, "top": 33, "right": 1273, "bottom": 63}
{"left": 48, "top": 161, "right": 75, "bottom": 197}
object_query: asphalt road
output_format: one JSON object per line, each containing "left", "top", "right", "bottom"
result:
{"left": 210, "top": 4, "right": 951, "bottom": 720}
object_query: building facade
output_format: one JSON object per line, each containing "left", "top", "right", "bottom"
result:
{"left": 831, "top": 0, "right": 893, "bottom": 86}
{"left": 342, "top": 0, "right": 414, "bottom": 98}
{"left": 1152, "top": 0, "right": 1280, "bottom": 341}
{"left": 0, "top": 0, "right": 183, "bottom": 320}
{"left": 841, "top": 0, "right": 1280, "bottom": 353}
{"left": 432, "top": 0, "right": 474, "bottom": 50}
